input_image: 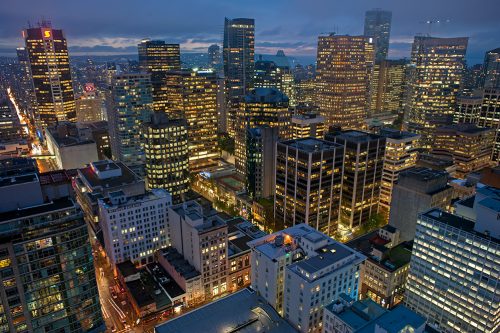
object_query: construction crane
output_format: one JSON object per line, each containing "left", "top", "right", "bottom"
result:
{"left": 419, "top": 19, "right": 451, "bottom": 36}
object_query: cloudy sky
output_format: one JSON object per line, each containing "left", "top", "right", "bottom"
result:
{"left": 0, "top": 0, "right": 499, "bottom": 64}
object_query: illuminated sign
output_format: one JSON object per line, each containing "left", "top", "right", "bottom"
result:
{"left": 43, "top": 30, "right": 51, "bottom": 38}
{"left": 84, "top": 83, "right": 96, "bottom": 93}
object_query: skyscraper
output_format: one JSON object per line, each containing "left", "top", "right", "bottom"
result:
{"left": 253, "top": 58, "right": 296, "bottom": 106}
{"left": 274, "top": 138, "right": 344, "bottom": 236}
{"left": 245, "top": 126, "right": 278, "bottom": 200}
{"left": 316, "top": 34, "right": 374, "bottom": 129}
{"left": 15, "top": 47, "right": 35, "bottom": 117}
{"left": 138, "top": 39, "right": 181, "bottom": 113}
{"left": 326, "top": 130, "right": 386, "bottom": 233}
{"left": 207, "top": 44, "right": 221, "bottom": 69}
{"left": 138, "top": 39, "right": 181, "bottom": 72}
{"left": 106, "top": 73, "right": 153, "bottom": 176}
{"left": 223, "top": 17, "right": 255, "bottom": 137}
{"left": 369, "top": 59, "right": 408, "bottom": 115}
{"left": 235, "top": 87, "right": 291, "bottom": 175}
{"left": 483, "top": 47, "right": 500, "bottom": 89}
{"left": 405, "top": 36, "right": 468, "bottom": 148}
{"left": 23, "top": 21, "right": 76, "bottom": 128}
{"left": 0, "top": 168, "right": 105, "bottom": 333}
{"left": 405, "top": 187, "right": 500, "bottom": 333}
{"left": 161, "top": 70, "right": 219, "bottom": 171}
{"left": 143, "top": 111, "right": 189, "bottom": 203}
{"left": 478, "top": 88, "right": 500, "bottom": 161}
{"left": 364, "top": 9, "right": 392, "bottom": 62}
{"left": 76, "top": 83, "right": 104, "bottom": 123}
{"left": 454, "top": 93, "right": 483, "bottom": 124}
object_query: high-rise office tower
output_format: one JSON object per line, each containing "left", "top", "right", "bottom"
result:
{"left": 316, "top": 34, "right": 374, "bottom": 129}
{"left": 405, "top": 187, "right": 500, "bottom": 333}
{"left": 274, "top": 138, "right": 344, "bottom": 236}
{"left": 143, "top": 111, "right": 189, "bottom": 203}
{"left": 106, "top": 73, "right": 153, "bottom": 176}
{"left": 207, "top": 44, "right": 221, "bottom": 69}
{"left": 478, "top": 89, "right": 500, "bottom": 161}
{"left": 138, "top": 39, "right": 181, "bottom": 113}
{"left": 161, "top": 70, "right": 219, "bottom": 171}
{"left": 246, "top": 126, "right": 278, "bottom": 200}
{"left": 0, "top": 97, "right": 24, "bottom": 143}
{"left": 364, "top": 9, "right": 392, "bottom": 62}
{"left": 15, "top": 47, "right": 35, "bottom": 117}
{"left": 235, "top": 88, "right": 291, "bottom": 175}
{"left": 431, "top": 123, "right": 494, "bottom": 179}
{"left": 370, "top": 59, "right": 407, "bottom": 115}
{"left": 405, "top": 36, "right": 468, "bottom": 148}
{"left": 23, "top": 21, "right": 76, "bottom": 128}
{"left": 388, "top": 167, "right": 453, "bottom": 242}
{"left": 379, "top": 128, "right": 420, "bottom": 218}
{"left": 76, "top": 83, "right": 104, "bottom": 123}
{"left": 254, "top": 59, "right": 296, "bottom": 106}
{"left": 223, "top": 17, "right": 255, "bottom": 137}
{"left": 483, "top": 47, "right": 500, "bottom": 89}
{"left": 326, "top": 130, "right": 386, "bottom": 233}
{"left": 454, "top": 93, "right": 483, "bottom": 124}
{"left": 138, "top": 39, "right": 181, "bottom": 72}
{"left": 0, "top": 168, "right": 105, "bottom": 333}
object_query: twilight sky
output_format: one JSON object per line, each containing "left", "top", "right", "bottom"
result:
{"left": 0, "top": 0, "right": 499, "bottom": 64}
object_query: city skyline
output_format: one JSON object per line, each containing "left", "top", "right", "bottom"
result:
{"left": 0, "top": 0, "right": 498, "bottom": 64}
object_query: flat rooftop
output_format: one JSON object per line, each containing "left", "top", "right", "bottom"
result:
{"left": 422, "top": 209, "right": 499, "bottom": 244}
{"left": 331, "top": 130, "right": 383, "bottom": 143}
{"left": 155, "top": 288, "right": 296, "bottom": 333}
{"left": 158, "top": 247, "right": 200, "bottom": 280}
{"left": 0, "top": 173, "right": 38, "bottom": 188}
{"left": 78, "top": 161, "right": 142, "bottom": 190}
{"left": 0, "top": 197, "right": 75, "bottom": 223}
{"left": 280, "top": 138, "right": 343, "bottom": 153}
{"left": 293, "top": 243, "right": 354, "bottom": 276}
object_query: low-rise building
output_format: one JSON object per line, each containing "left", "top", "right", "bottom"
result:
{"left": 45, "top": 122, "right": 99, "bottom": 169}
{"left": 98, "top": 188, "right": 172, "bottom": 266}
{"left": 347, "top": 226, "right": 412, "bottom": 309}
{"left": 323, "top": 295, "right": 427, "bottom": 333}
{"left": 290, "top": 112, "right": 326, "bottom": 139}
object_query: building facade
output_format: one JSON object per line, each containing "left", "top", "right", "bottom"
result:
{"left": 98, "top": 188, "right": 172, "bottom": 267}
{"left": 23, "top": 21, "right": 76, "bottom": 128}
{"left": 326, "top": 130, "right": 386, "bottom": 233}
{"left": 483, "top": 47, "right": 500, "bottom": 89}
{"left": 290, "top": 112, "right": 326, "bottom": 139}
{"left": 478, "top": 88, "right": 500, "bottom": 161}
{"left": 107, "top": 73, "right": 153, "bottom": 176}
{"left": 364, "top": 9, "right": 392, "bottom": 62}
{"left": 316, "top": 34, "right": 374, "bottom": 129}
{"left": 143, "top": 111, "right": 189, "bottom": 203}
{"left": 274, "top": 138, "right": 344, "bottom": 236}
{"left": 223, "top": 17, "right": 255, "bottom": 137}
{"left": 405, "top": 36, "right": 468, "bottom": 148}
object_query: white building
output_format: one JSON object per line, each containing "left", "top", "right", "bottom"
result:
{"left": 405, "top": 186, "right": 500, "bottom": 333}
{"left": 249, "top": 224, "right": 365, "bottom": 333}
{"left": 98, "top": 188, "right": 172, "bottom": 266}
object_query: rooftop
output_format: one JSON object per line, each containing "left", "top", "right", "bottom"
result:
{"left": 78, "top": 160, "right": 143, "bottom": 191}
{"left": 155, "top": 288, "right": 296, "bottom": 333}
{"left": 293, "top": 243, "right": 354, "bottom": 277}
{"left": 379, "top": 128, "right": 420, "bottom": 142}
{"left": 280, "top": 137, "right": 343, "bottom": 153}
{"left": 245, "top": 87, "right": 289, "bottom": 104}
{"left": 0, "top": 197, "right": 76, "bottom": 223}
{"left": 158, "top": 247, "right": 200, "bottom": 280}
{"left": 46, "top": 123, "right": 95, "bottom": 147}
{"left": 328, "top": 130, "right": 384, "bottom": 143}
{"left": 0, "top": 173, "right": 38, "bottom": 188}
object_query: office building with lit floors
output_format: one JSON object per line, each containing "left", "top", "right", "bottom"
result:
{"left": 405, "top": 188, "right": 500, "bottom": 333}
{"left": 76, "top": 83, "right": 104, "bottom": 123}
{"left": 483, "top": 47, "right": 500, "bottom": 89}
{"left": 364, "top": 9, "right": 392, "bottom": 62}
{"left": 405, "top": 36, "right": 468, "bottom": 148}
{"left": 431, "top": 123, "right": 494, "bottom": 179}
{"left": 379, "top": 128, "right": 420, "bottom": 218}
{"left": 23, "top": 21, "right": 76, "bottom": 128}
{"left": 106, "top": 73, "right": 153, "bottom": 176}
{"left": 161, "top": 70, "right": 219, "bottom": 171}
{"left": 248, "top": 224, "right": 365, "bottom": 332}
{"left": 235, "top": 87, "right": 292, "bottom": 175}
{"left": 0, "top": 168, "right": 104, "bottom": 332}
{"left": 478, "top": 88, "right": 500, "bottom": 161}
{"left": 290, "top": 112, "right": 326, "bottom": 139}
{"left": 98, "top": 189, "right": 172, "bottom": 267}
{"left": 369, "top": 59, "right": 408, "bottom": 116}
{"left": 143, "top": 111, "right": 189, "bottom": 203}
{"left": 325, "top": 130, "right": 386, "bottom": 234}
{"left": 315, "top": 34, "right": 374, "bottom": 129}
{"left": 454, "top": 93, "right": 483, "bottom": 124}
{"left": 274, "top": 138, "right": 344, "bottom": 236}
{"left": 245, "top": 126, "right": 278, "bottom": 199}
{"left": 223, "top": 17, "right": 255, "bottom": 137}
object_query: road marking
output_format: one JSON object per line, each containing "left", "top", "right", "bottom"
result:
{"left": 108, "top": 298, "right": 126, "bottom": 319}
